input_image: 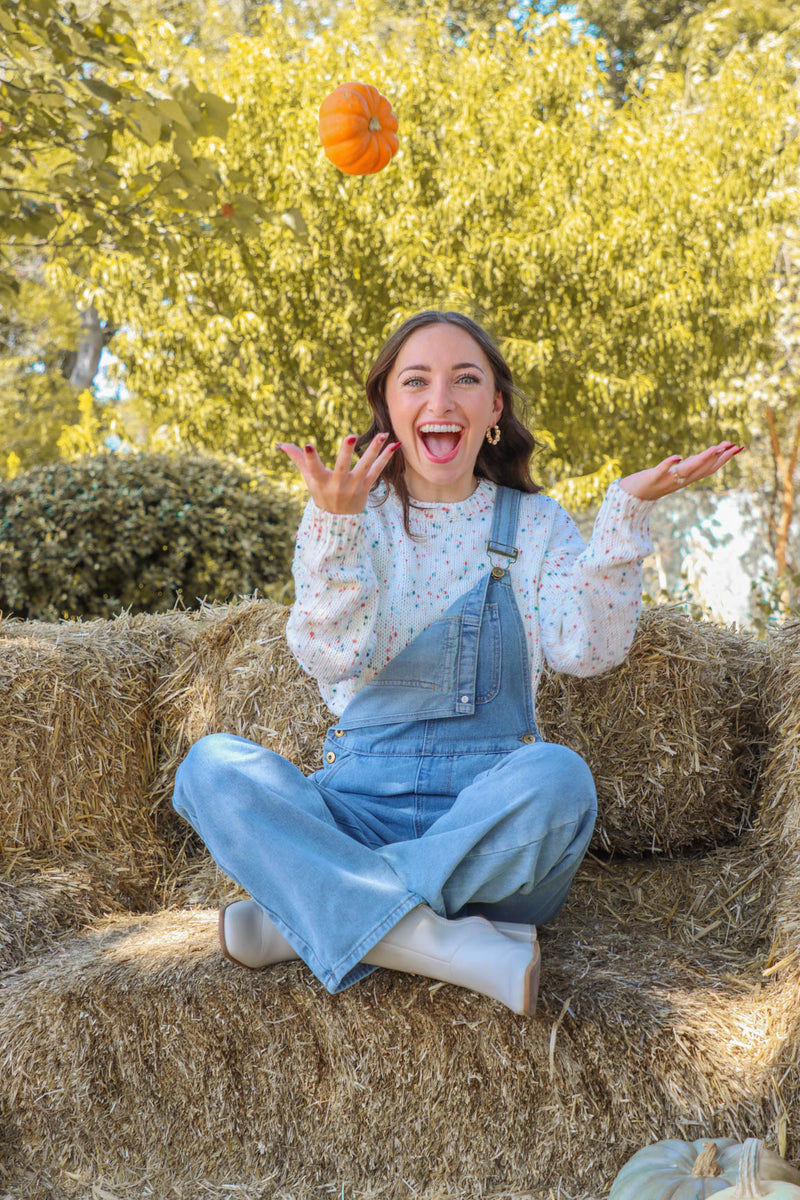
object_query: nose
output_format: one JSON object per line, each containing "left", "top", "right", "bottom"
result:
{"left": 424, "top": 377, "right": 456, "bottom": 415}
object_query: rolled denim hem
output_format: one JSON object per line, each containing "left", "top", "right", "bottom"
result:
{"left": 321, "top": 892, "right": 425, "bottom": 994}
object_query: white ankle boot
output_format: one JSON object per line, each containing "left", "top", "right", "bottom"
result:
{"left": 219, "top": 900, "right": 298, "bottom": 969}
{"left": 220, "top": 902, "right": 540, "bottom": 1015}
{"left": 364, "top": 905, "right": 540, "bottom": 1015}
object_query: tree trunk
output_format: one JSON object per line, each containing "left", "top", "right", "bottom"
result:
{"left": 68, "top": 305, "right": 105, "bottom": 391}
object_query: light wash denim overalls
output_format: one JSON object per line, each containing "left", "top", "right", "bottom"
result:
{"left": 173, "top": 486, "right": 597, "bottom": 994}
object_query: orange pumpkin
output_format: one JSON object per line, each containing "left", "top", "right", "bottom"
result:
{"left": 318, "top": 82, "right": 399, "bottom": 175}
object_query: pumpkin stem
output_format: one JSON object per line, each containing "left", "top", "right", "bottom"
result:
{"left": 368, "top": 117, "right": 381, "bottom": 131}
{"left": 734, "top": 1139, "right": 766, "bottom": 1199}
{"left": 692, "top": 1142, "right": 723, "bottom": 1178}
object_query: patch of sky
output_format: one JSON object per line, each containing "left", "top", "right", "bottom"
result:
{"left": 95, "top": 345, "right": 130, "bottom": 404}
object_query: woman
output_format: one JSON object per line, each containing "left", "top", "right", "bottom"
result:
{"left": 173, "top": 310, "right": 741, "bottom": 1016}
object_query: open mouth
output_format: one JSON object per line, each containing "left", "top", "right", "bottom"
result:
{"left": 417, "top": 423, "right": 464, "bottom": 463}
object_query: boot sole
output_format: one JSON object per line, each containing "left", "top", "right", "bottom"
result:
{"left": 523, "top": 940, "right": 542, "bottom": 1015}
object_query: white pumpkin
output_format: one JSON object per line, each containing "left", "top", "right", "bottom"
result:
{"left": 712, "top": 1140, "right": 800, "bottom": 1200}
{"left": 609, "top": 1138, "right": 800, "bottom": 1200}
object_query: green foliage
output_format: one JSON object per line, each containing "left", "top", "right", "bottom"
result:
{"left": 0, "top": 0, "right": 295, "bottom": 303}
{"left": 67, "top": 0, "right": 798, "bottom": 492}
{"left": 548, "top": 458, "right": 623, "bottom": 511}
{"left": 749, "top": 567, "right": 800, "bottom": 634}
{"left": 558, "top": 0, "right": 800, "bottom": 98}
{"left": 0, "top": 271, "right": 86, "bottom": 470}
{"left": 712, "top": 228, "right": 800, "bottom": 597}
{"left": 57, "top": 388, "right": 119, "bottom": 460}
{"left": 0, "top": 452, "right": 301, "bottom": 619}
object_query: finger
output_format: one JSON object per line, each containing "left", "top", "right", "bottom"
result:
{"left": 697, "top": 444, "right": 742, "bottom": 477}
{"left": 275, "top": 442, "right": 309, "bottom": 475}
{"left": 363, "top": 439, "right": 402, "bottom": 485}
{"left": 354, "top": 431, "right": 391, "bottom": 468}
{"left": 669, "top": 443, "right": 742, "bottom": 487}
{"left": 661, "top": 456, "right": 685, "bottom": 486}
{"left": 684, "top": 444, "right": 738, "bottom": 474}
{"left": 332, "top": 434, "right": 359, "bottom": 473}
{"left": 301, "top": 442, "right": 334, "bottom": 476}
{"left": 275, "top": 445, "right": 326, "bottom": 499}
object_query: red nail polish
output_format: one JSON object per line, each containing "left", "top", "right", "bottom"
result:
{"left": 345, "top": 435, "right": 357, "bottom": 444}
{"left": 304, "top": 444, "right": 314, "bottom": 453}
{"left": 389, "top": 441, "right": 401, "bottom": 451}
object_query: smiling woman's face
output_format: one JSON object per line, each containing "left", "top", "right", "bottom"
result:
{"left": 384, "top": 323, "right": 503, "bottom": 503}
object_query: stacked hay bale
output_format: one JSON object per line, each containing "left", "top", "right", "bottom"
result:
{"left": 0, "top": 611, "right": 206, "bottom": 962}
{"left": 0, "top": 601, "right": 797, "bottom": 1200}
{"left": 758, "top": 620, "right": 800, "bottom": 967}
{"left": 149, "top": 598, "right": 334, "bottom": 903}
{"left": 1, "top": 905, "right": 797, "bottom": 1199}
{"left": 537, "top": 607, "right": 767, "bottom": 855}
{"left": 753, "top": 619, "right": 800, "bottom": 1135}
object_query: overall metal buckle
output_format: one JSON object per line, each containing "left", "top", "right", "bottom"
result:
{"left": 487, "top": 543, "right": 519, "bottom": 579}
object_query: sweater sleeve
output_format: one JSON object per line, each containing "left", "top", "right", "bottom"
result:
{"left": 538, "top": 481, "right": 656, "bottom": 677}
{"left": 285, "top": 499, "right": 381, "bottom": 686}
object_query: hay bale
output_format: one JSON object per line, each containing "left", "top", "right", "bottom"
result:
{"left": 0, "top": 611, "right": 201, "bottom": 905}
{"left": 567, "top": 844, "right": 773, "bottom": 960}
{"left": 757, "top": 619, "right": 800, "bottom": 969}
{"left": 1, "top": 906, "right": 797, "bottom": 1198}
{"left": 150, "top": 598, "right": 333, "bottom": 881}
{"left": 0, "top": 599, "right": 773, "bottom": 912}
{"left": 153, "top": 597, "right": 331, "bottom": 778}
{"left": 153, "top": 602, "right": 767, "bottom": 859}
{"left": 537, "top": 608, "right": 767, "bottom": 854}
{"left": 169, "top": 839, "right": 773, "bottom": 962}
{"left": 1, "top": 601, "right": 797, "bottom": 1199}
{"left": 0, "top": 865, "right": 123, "bottom": 972}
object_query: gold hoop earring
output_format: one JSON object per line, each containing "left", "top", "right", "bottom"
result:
{"left": 485, "top": 424, "right": 501, "bottom": 446}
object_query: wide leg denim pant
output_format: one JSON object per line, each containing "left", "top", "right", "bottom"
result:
{"left": 173, "top": 487, "right": 597, "bottom": 993}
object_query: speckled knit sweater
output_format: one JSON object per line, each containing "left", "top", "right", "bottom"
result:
{"left": 286, "top": 478, "right": 656, "bottom": 718}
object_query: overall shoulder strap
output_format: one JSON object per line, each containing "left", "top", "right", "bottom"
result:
{"left": 486, "top": 486, "right": 522, "bottom": 568}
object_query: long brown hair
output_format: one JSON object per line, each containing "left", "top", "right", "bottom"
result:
{"left": 356, "top": 310, "right": 541, "bottom": 535}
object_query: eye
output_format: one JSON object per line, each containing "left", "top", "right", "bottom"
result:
{"left": 401, "top": 375, "right": 427, "bottom": 388}
{"left": 456, "top": 373, "right": 481, "bottom": 385}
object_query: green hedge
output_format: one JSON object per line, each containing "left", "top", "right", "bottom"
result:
{"left": 0, "top": 453, "right": 303, "bottom": 620}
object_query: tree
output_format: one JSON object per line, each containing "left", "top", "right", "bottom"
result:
{"left": 0, "top": 0, "right": 314, "bottom": 472}
{"left": 714, "top": 234, "right": 800, "bottom": 620}
{"left": 60, "top": 0, "right": 798, "bottom": 499}
{"left": 0, "top": 0, "right": 276, "bottom": 305}
{"left": 0, "top": 265, "right": 87, "bottom": 470}
{"left": 554, "top": 0, "right": 800, "bottom": 100}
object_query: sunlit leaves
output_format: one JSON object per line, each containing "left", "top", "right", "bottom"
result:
{"left": 68, "top": 0, "right": 800, "bottom": 491}
{"left": 0, "top": 0, "right": 265, "bottom": 302}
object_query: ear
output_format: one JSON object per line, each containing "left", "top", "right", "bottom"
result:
{"left": 492, "top": 392, "right": 503, "bottom": 423}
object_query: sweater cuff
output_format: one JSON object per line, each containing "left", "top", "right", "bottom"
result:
{"left": 302, "top": 500, "right": 369, "bottom": 565}
{"left": 597, "top": 479, "right": 656, "bottom": 556}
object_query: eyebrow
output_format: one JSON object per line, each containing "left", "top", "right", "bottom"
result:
{"left": 399, "top": 362, "right": 485, "bottom": 373}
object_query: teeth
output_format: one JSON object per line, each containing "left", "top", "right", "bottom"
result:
{"left": 418, "top": 424, "right": 463, "bottom": 433}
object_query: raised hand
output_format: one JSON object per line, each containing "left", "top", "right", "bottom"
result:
{"left": 275, "top": 432, "right": 401, "bottom": 514}
{"left": 619, "top": 442, "right": 743, "bottom": 502}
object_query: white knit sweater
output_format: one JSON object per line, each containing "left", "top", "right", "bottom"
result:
{"left": 286, "top": 478, "right": 656, "bottom": 717}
